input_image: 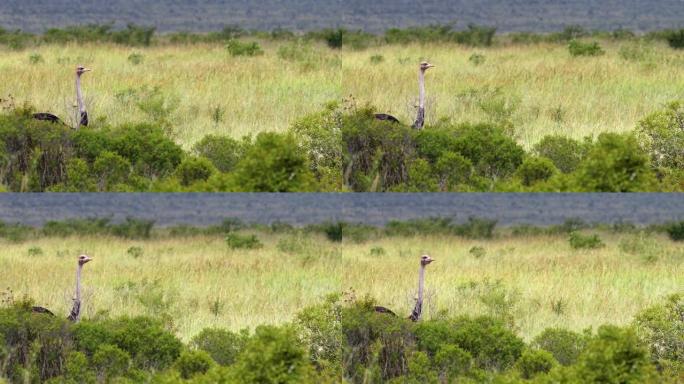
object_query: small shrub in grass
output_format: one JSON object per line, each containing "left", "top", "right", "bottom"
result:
{"left": 111, "top": 218, "right": 154, "bottom": 239}
{"left": 469, "top": 246, "right": 486, "bottom": 258}
{"left": 665, "top": 29, "right": 684, "bottom": 49}
{"left": 225, "top": 233, "right": 262, "bottom": 250}
{"left": 568, "top": 40, "right": 604, "bottom": 57}
{"left": 127, "top": 246, "right": 143, "bottom": 258}
{"left": 191, "top": 328, "right": 248, "bottom": 366}
{"left": 28, "top": 53, "right": 43, "bottom": 64}
{"left": 226, "top": 40, "right": 263, "bottom": 56}
{"left": 322, "top": 222, "right": 344, "bottom": 242}
{"left": 27, "top": 246, "right": 43, "bottom": 256}
{"left": 127, "top": 52, "right": 144, "bottom": 65}
{"left": 369, "top": 246, "right": 386, "bottom": 256}
{"left": 174, "top": 350, "right": 214, "bottom": 379}
{"left": 515, "top": 349, "right": 557, "bottom": 379}
{"left": 456, "top": 217, "right": 498, "bottom": 239}
{"left": 666, "top": 221, "right": 684, "bottom": 241}
{"left": 369, "top": 54, "right": 384, "bottom": 64}
{"left": 568, "top": 232, "right": 604, "bottom": 249}
{"left": 469, "top": 53, "right": 486, "bottom": 66}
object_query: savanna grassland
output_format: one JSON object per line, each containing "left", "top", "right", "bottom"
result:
{"left": 0, "top": 41, "right": 341, "bottom": 146}
{"left": 2, "top": 228, "right": 681, "bottom": 342}
{"left": 1, "top": 37, "right": 682, "bottom": 149}
{"left": 343, "top": 40, "right": 684, "bottom": 147}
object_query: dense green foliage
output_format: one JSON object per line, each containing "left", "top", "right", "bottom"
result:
{"left": 4, "top": 293, "right": 680, "bottom": 383}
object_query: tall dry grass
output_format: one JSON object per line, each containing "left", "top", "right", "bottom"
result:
{"left": 1, "top": 231, "right": 681, "bottom": 341}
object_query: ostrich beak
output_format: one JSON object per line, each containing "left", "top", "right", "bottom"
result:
{"left": 427, "top": 64, "right": 435, "bottom": 68}
{"left": 83, "top": 68, "right": 92, "bottom": 72}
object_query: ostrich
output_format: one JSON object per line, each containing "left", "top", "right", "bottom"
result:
{"left": 32, "top": 254, "right": 93, "bottom": 322}
{"left": 374, "top": 254, "right": 435, "bottom": 321}
{"left": 373, "top": 61, "right": 435, "bottom": 129}
{"left": 33, "top": 65, "right": 91, "bottom": 129}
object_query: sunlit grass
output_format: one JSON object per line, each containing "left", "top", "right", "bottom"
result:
{"left": 343, "top": 40, "right": 684, "bottom": 148}
{"left": 1, "top": 231, "right": 681, "bottom": 341}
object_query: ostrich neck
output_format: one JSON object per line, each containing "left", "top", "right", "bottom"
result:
{"left": 418, "top": 70, "right": 426, "bottom": 109}
{"left": 75, "top": 264, "right": 82, "bottom": 302}
{"left": 417, "top": 264, "right": 425, "bottom": 306}
{"left": 76, "top": 75, "right": 85, "bottom": 113}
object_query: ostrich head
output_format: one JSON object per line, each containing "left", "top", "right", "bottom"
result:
{"left": 78, "top": 254, "right": 92, "bottom": 266}
{"left": 419, "top": 61, "right": 435, "bottom": 72}
{"left": 420, "top": 254, "right": 434, "bottom": 266}
{"left": 76, "top": 65, "right": 91, "bottom": 76}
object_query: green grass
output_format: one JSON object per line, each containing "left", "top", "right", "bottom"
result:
{"left": 2, "top": 38, "right": 683, "bottom": 149}
{"left": 2, "top": 230, "right": 681, "bottom": 341}
{"left": 0, "top": 41, "right": 341, "bottom": 147}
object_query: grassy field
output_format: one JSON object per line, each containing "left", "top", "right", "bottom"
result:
{"left": 344, "top": 41, "right": 684, "bottom": 147}
{"left": 2, "top": 230, "right": 681, "bottom": 341}
{"left": 0, "top": 41, "right": 341, "bottom": 147}
{"left": 1, "top": 39, "right": 683, "bottom": 149}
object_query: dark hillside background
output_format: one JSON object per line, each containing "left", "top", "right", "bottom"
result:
{"left": 1, "top": 0, "right": 682, "bottom": 33}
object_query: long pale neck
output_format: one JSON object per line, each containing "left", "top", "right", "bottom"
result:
{"left": 417, "top": 264, "right": 425, "bottom": 306}
{"left": 75, "top": 264, "right": 82, "bottom": 302}
{"left": 418, "top": 69, "right": 426, "bottom": 109}
{"left": 76, "top": 74, "right": 85, "bottom": 114}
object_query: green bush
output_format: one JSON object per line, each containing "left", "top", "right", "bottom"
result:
{"left": 572, "top": 326, "right": 657, "bottom": 383}
{"left": 93, "top": 151, "right": 131, "bottom": 191}
{"left": 72, "top": 316, "right": 183, "bottom": 370}
{"left": 231, "top": 325, "right": 315, "bottom": 383}
{"left": 226, "top": 40, "right": 264, "bottom": 56}
{"left": 176, "top": 157, "right": 215, "bottom": 186}
{"left": 451, "top": 123, "right": 525, "bottom": 180}
{"left": 568, "top": 232, "right": 604, "bottom": 250}
{"left": 92, "top": 344, "right": 131, "bottom": 380}
{"left": 633, "top": 294, "right": 683, "bottom": 374}
{"left": 532, "top": 328, "right": 587, "bottom": 366}
{"left": 110, "top": 123, "right": 184, "bottom": 179}
{"left": 111, "top": 218, "right": 154, "bottom": 239}
{"left": 533, "top": 135, "right": 586, "bottom": 173}
{"left": 573, "top": 133, "right": 656, "bottom": 192}
{"left": 664, "top": 29, "right": 684, "bottom": 49}
{"left": 295, "top": 294, "right": 343, "bottom": 371}
{"left": 192, "top": 134, "right": 245, "bottom": 172}
{"left": 191, "top": 328, "right": 248, "bottom": 366}
{"left": 515, "top": 349, "right": 557, "bottom": 379}
{"left": 225, "top": 233, "right": 263, "bottom": 250}
{"left": 665, "top": 221, "right": 684, "bottom": 241}
{"left": 174, "top": 350, "right": 214, "bottom": 379}
{"left": 568, "top": 40, "right": 605, "bottom": 57}
{"left": 414, "top": 316, "right": 525, "bottom": 372}
{"left": 516, "top": 157, "right": 557, "bottom": 186}
{"left": 231, "top": 132, "right": 317, "bottom": 192}
{"left": 636, "top": 101, "right": 684, "bottom": 170}
{"left": 434, "top": 151, "right": 472, "bottom": 190}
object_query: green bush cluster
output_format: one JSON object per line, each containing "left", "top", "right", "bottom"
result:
{"left": 0, "top": 293, "right": 681, "bottom": 383}
{"left": 568, "top": 232, "right": 605, "bottom": 249}
{"left": 568, "top": 40, "right": 605, "bottom": 56}
{"left": 226, "top": 40, "right": 264, "bottom": 56}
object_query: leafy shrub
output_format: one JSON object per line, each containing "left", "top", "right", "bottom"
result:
{"left": 226, "top": 40, "right": 264, "bottom": 56}
{"left": 72, "top": 316, "right": 183, "bottom": 370}
{"left": 92, "top": 151, "right": 131, "bottom": 191}
{"left": 469, "top": 246, "right": 486, "bottom": 258}
{"left": 321, "top": 28, "right": 344, "bottom": 49}
{"left": 516, "top": 157, "right": 557, "bottom": 186}
{"left": 414, "top": 316, "right": 525, "bottom": 372}
{"left": 568, "top": 232, "right": 604, "bottom": 249}
{"left": 636, "top": 101, "right": 684, "bottom": 170}
{"left": 127, "top": 246, "right": 144, "bottom": 258}
{"left": 110, "top": 123, "right": 184, "bottom": 179}
{"left": 231, "top": 325, "right": 315, "bottom": 383}
{"left": 322, "top": 222, "right": 344, "bottom": 242}
{"left": 664, "top": 29, "right": 684, "bottom": 49}
{"left": 568, "top": 40, "right": 605, "bottom": 57}
{"left": 434, "top": 151, "right": 472, "bottom": 190}
{"left": 176, "top": 157, "right": 215, "bottom": 186}
{"left": 469, "top": 53, "right": 486, "bottom": 66}
{"left": 433, "top": 344, "right": 472, "bottom": 379}
{"left": 633, "top": 294, "right": 683, "bottom": 374}
{"left": 27, "top": 246, "right": 43, "bottom": 256}
{"left": 192, "top": 134, "right": 245, "bottom": 172}
{"left": 532, "top": 328, "right": 587, "bottom": 366}
{"left": 231, "top": 132, "right": 317, "bottom": 192}
{"left": 573, "top": 326, "right": 657, "bottom": 383}
{"left": 42, "top": 218, "right": 111, "bottom": 237}
{"left": 28, "top": 53, "right": 43, "bottom": 64}
{"left": 456, "top": 217, "right": 498, "bottom": 239}
{"left": 295, "top": 294, "right": 343, "bottom": 371}
{"left": 127, "top": 52, "right": 144, "bottom": 65}
{"left": 174, "top": 350, "right": 214, "bottom": 379}
{"left": 533, "top": 135, "right": 586, "bottom": 173}
{"left": 665, "top": 221, "right": 684, "bottom": 241}
{"left": 191, "top": 328, "right": 248, "bottom": 366}
{"left": 92, "top": 344, "right": 131, "bottom": 380}
{"left": 573, "top": 133, "right": 656, "bottom": 192}
{"left": 515, "top": 349, "right": 557, "bottom": 379}
{"left": 450, "top": 123, "right": 524, "bottom": 180}
{"left": 369, "top": 54, "right": 384, "bottom": 64}
{"left": 225, "top": 233, "right": 263, "bottom": 250}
